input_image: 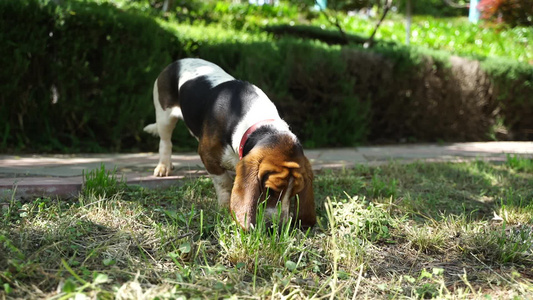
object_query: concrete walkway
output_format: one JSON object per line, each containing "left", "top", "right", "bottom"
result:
{"left": 1, "top": 142, "right": 531, "bottom": 199}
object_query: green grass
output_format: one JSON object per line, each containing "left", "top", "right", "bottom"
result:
{"left": 312, "top": 14, "right": 533, "bottom": 62}
{"left": 1, "top": 157, "right": 533, "bottom": 298}
{"left": 82, "top": 163, "right": 125, "bottom": 198}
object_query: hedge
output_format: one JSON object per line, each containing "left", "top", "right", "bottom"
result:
{"left": 0, "top": 0, "right": 182, "bottom": 152}
{"left": 1, "top": 0, "right": 531, "bottom": 153}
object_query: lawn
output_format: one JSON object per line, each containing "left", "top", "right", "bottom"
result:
{"left": 1, "top": 157, "right": 532, "bottom": 299}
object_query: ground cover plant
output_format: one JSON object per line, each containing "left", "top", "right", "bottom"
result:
{"left": 1, "top": 156, "right": 532, "bottom": 298}
{"left": 180, "top": 1, "right": 532, "bottom": 63}
{"left": 307, "top": 11, "right": 532, "bottom": 62}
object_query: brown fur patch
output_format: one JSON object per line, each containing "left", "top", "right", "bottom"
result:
{"left": 230, "top": 135, "right": 316, "bottom": 229}
{"left": 197, "top": 124, "right": 225, "bottom": 175}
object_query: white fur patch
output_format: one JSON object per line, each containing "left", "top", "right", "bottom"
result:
{"left": 169, "top": 107, "right": 183, "bottom": 119}
{"left": 221, "top": 145, "right": 239, "bottom": 171}
{"left": 178, "top": 58, "right": 234, "bottom": 90}
{"left": 143, "top": 123, "right": 158, "bottom": 136}
{"left": 231, "top": 85, "right": 294, "bottom": 153}
{"left": 211, "top": 172, "right": 233, "bottom": 207}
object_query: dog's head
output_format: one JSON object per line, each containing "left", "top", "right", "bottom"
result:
{"left": 230, "top": 136, "right": 316, "bottom": 230}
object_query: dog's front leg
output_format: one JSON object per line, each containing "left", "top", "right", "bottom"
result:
{"left": 211, "top": 172, "right": 233, "bottom": 208}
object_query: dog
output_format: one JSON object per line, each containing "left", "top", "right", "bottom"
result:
{"left": 144, "top": 58, "right": 316, "bottom": 230}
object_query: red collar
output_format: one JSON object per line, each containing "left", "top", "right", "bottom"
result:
{"left": 238, "top": 119, "right": 276, "bottom": 160}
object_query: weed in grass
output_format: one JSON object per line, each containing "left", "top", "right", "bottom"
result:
{"left": 494, "top": 223, "right": 533, "bottom": 264}
{"left": 371, "top": 173, "right": 398, "bottom": 198}
{"left": 404, "top": 223, "right": 447, "bottom": 254}
{"left": 1, "top": 189, "right": 21, "bottom": 225}
{"left": 462, "top": 221, "right": 533, "bottom": 265}
{"left": 82, "top": 163, "right": 124, "bottom": 197}
{"left": 413, "top": 268, "right": 447, "bottom": 299}
{"left": 506, "top": 154, "right": 533, "bottom": 173}
{"left": 56, "top": 260, "right": 113, "bottom": 299}
{"left": 328, "top": 193, "right": 397, "bottom": 243}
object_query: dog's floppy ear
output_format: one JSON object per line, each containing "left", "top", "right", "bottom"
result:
{"left": 295, "top": 157, "right": 316, "bottom": 229}
{"left": 230, "top": 155, "right": 262, "bottom": 230}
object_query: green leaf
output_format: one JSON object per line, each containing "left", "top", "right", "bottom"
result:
{"left": 420, "top": 269, "right": 433, "bottom": 279}
{"left": 432, "top": 267, "right": 444, "bottom": 276}
{"left": 285, "top": 260, "right": 297, "bottom": 271}
{"left": 236, "top": 262, "right": 246, "bottom": 269}
{"left": 62, "top": 279, "right": 76, "bottom": 293}
{"left": 3, "top": 283, "right": 12, "bottom": 294}
{"left": 214, "top": 281, "right": 225, "bottom": 290}
{"left": 93, "top": 273, "right": 109, "bottom": 285}
{"left": 338, "top": 270, "right": 349, "bottom": 280}
{"left": 102, "top": 258, "right": 115, "bottom": 266}
{"left": 164, "top": 210, "right": 178, "bottom": 220}
{"left": 179, "top": 242, "right": 191, "bottom": 254}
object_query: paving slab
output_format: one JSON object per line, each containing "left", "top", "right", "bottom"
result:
{"left": 0, "top": 142, "right": 531, "bottom": 199}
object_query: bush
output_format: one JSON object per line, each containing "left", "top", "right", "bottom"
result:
{"left": 0, "top": 0, "right": 183, "bottom": 152}
{"left": 481, "top": 57, "right": 533, "bottom": 139}
{"left": 200, "top": 36, "right": 532, "bottom": 143}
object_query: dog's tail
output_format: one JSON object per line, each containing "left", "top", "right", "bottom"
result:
{"left": 143, "top": 123, "right": 159, "bottom": 137}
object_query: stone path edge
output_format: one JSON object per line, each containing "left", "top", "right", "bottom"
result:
{"left": 1, "top": 142, "right": 531, "bottom": 199}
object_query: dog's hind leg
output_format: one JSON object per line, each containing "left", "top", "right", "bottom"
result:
{"left": 154, "top": 120, "right": 177, "bottom": 177}
{"left": 151, "top": 79, "right": 180, "bottom": 177}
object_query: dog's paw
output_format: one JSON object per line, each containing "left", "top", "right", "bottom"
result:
{"left": 154, "top": 163, "right": 173, "bottom": 177}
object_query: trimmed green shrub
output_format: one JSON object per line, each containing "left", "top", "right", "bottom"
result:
{"left": 0, "top": 0, "right": 185, "bottom": 152}
{"left": 481, "top": 58, "right": 533, "bottom": 140}
{"left": 265, "top": 24, "right": 369, "bottom": 45}
{"left": 199, "top": 36, "right": 532, "bottom": 143}
{"left": 1, "top": 0, "right": 531, "bottom": 153}
{"left": 0, "top": 0, "right": 56, "bottom": 150}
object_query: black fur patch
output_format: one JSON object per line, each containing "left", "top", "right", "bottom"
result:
{"left": 180, "top": 79, "right": 258, "bottom": 145}
{"left": 157, "top": 62, "right": 180, "bottom": 109}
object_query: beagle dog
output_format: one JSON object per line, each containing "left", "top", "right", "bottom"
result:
{"left": 144, "top": 58, "right": 316, "bottom": 230}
